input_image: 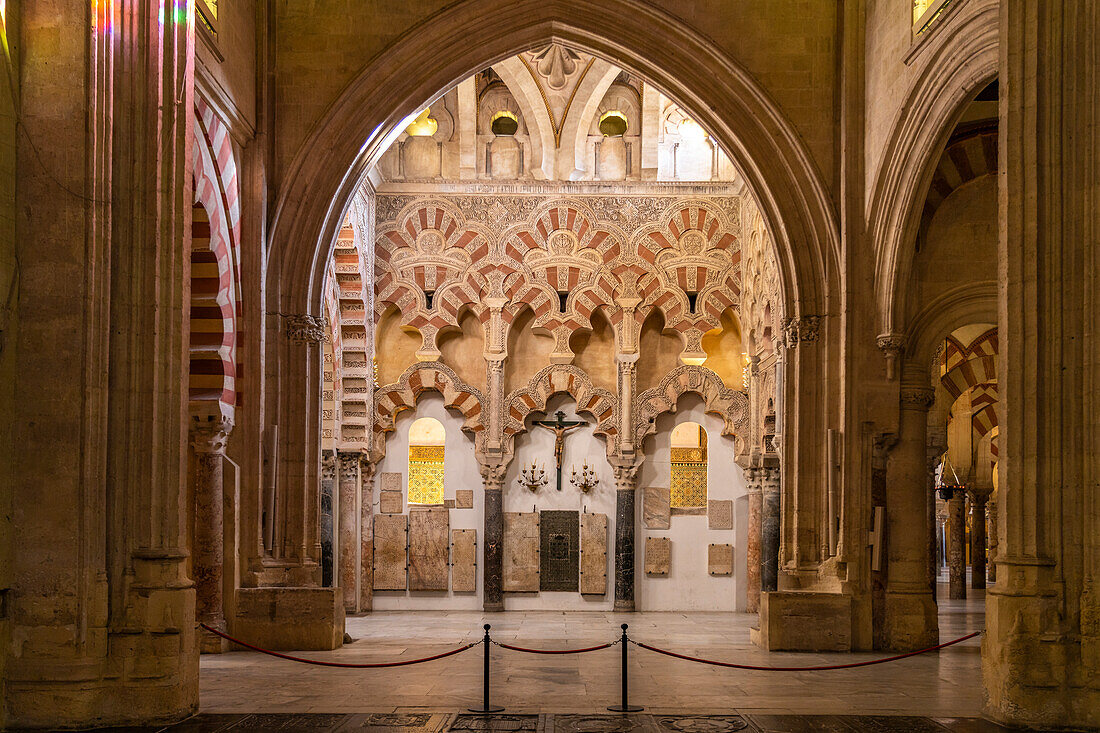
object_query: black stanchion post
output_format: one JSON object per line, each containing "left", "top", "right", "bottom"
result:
{"left": 607, "top": 623, "right": 643, "bottom": 712}
{"left": 468, "top": 623, "right": 505, "bottom": 713}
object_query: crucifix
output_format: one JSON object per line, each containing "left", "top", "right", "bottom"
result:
{"left": 532, "top": 410, "right": 587, "bottom": 491}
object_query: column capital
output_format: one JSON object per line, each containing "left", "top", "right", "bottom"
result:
{"left": 899, "top": 386, "right": 935, "bottom": 410}
{"left": 480, "top": 462, "right": 507, "bottom": 491}
{"left": 610, "top": 459, "right": 641, "bottom": 490}
{"left": 337, "top": 450, "right": 363, "bottom": 473}
{"left": 781, "top": 315, "right": 822, "bottom": 348}
{"left": 283, "top": 313, "right": 327, "bottom": 344}
{"left": 190, "top": 415, "right": 233, "bottom": 454}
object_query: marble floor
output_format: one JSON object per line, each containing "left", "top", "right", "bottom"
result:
{"left": 199, "top": 588, "right": 988, "bottom": 719}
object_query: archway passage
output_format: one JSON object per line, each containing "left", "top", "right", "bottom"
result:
{"left": 9, "top": 0, "right": 1100, "bottom": 730}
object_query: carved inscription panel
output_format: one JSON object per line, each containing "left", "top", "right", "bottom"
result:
{"left": 452, "top": 529, "right": 477, "bottom": 592}
{"left": 645, "top": 536, "right": 671, "bottom": 576}
{"left": 708, "top": 543, "right": 734, "bottom": 576}
{"left": 409, "top": 508, "right": 449, "bottom": 591}
{"left": 708, "top": 500, "right": 733, "bottom": 530}
{"left": 580, "top": 513, "right": 608, "bottom": 595}
{"left": 503, "top": 512, "right": 540, "bottom": 592}
{"left": 373, "top": 514, "right": 408, "bottom": 590}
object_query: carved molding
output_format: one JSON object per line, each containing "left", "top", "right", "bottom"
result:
{"left": 283, "top": 313, "right": 327, "bottom": 344}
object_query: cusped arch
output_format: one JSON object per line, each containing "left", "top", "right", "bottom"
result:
{"left": 503, "top": 364, "right": 618, "bottom": 456}
{"left": 372, "top": 362, "right": 487, "bottom": 461}
{"left": 635, "top": 364, "right": 749, "bottom": 457}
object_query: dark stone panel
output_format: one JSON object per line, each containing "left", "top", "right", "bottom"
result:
{"left": 540, "top": 510, "right": 579, "bottom": 591}
{"left": 449, "top": 713, "right": 539, "bottom": 731}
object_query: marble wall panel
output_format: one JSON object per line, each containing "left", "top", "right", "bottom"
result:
{"left": 645, "top": 536, "right": 671, "bottom": 576}
{"left": 708, "top": 543, "right": 734, "bottom": 575}
{"left": 373, "top": 514, "right": 408, "bottom": 590}
{"left": 408, "top": 508, "right": 449, "bottom": 591}
{"left": 380, "top": 489, "right": 404, "bottom": 514}
{"left": 580, "top": 513, "right": 608, "bottom": 595}
{"left": 708, "top": 499, "right": 734, "bottom": 530}
{"left": 452, "top": 529, "right": 477, "bottom": 592}
{"left": 455, "top": 489, "right": 474, "bottom": 509}
{"left": 644, "top": 486, "right": 671, "bottom": 529}
{"left": 503, "top": 512, "right": 540, "bottom": 592}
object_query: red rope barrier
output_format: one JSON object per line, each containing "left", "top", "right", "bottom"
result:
{"left": 494, "top": 640, "right": 617, "bottom": 655}
{"left": 200, "top": 623, "right": 480, "bottom": 668}
{"left": 632, "top": 630, "right": 981, "bottom": 671}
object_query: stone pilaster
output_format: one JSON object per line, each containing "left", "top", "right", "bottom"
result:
{"left": 968, "top": 486, "right": 991, "bottom": 590}
{"left": 947, "top": 491, "right": 966, "bottom": 601}
{"left": 337, "top": 451, "right": 363, "bottom": 612}
{"left": 883, "top": 379, "right": 938, "bottom": 650}
{"left": 191, "top": 417, "right": 233, "bottom": 654}
{"left": 359, "top": 458, "right": 376, "bottom": 611}
{"left": 611, "top": 461, "right": 641, "bottom": 612}
{"left": 481, "top": 464, "right": 505, "bottom": 612}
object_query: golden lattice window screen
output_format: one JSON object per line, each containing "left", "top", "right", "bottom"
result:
{"left": 670, "top": 446, "right": 708, "bottom": 508}
{"left": 408, "top": 445, "right": 445, "bottom": 505}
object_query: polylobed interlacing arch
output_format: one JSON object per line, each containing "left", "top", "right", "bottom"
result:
{"left": 635, "top": 364, "right": 749, "bottom": 457}
{"left": 502, "top": 364, "right": 618, "bottom": 457}
{"left": 371, "top": 361, "right": 487, "bottom": 461}
{"left": 373, "top": 195, "right": 744, "bottom": 366}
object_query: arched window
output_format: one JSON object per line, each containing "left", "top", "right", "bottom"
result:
{"left": 408, "top": 417, "right": 445, "bottom": 505}
{"left": 670, "top": 421, "right": 707, "bottom": 508}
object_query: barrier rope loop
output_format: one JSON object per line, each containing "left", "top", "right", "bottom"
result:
{"left": 200, "top": 623, "right": 481, "bottom": 669}
{"left": 492, "top": 638, "right": 619, "bottom": 655}
{"left": 630, "top": 630, "right": 982, "bottom": 671}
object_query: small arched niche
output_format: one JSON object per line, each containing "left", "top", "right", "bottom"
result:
{"left": 408, "top": 416, "right": 446, "bottom": 505}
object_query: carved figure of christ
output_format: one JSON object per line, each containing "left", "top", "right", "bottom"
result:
{"left": 532, "top": 410, "right": 587, "bottom": 491}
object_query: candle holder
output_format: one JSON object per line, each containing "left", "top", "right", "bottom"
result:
{"left": 518, "top": 462, "right": 549, "bottom": 492}
{"left": 570, "top": 462, "right": 599, "bottom": 493}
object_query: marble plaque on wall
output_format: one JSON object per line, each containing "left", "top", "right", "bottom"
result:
{"left": 380, "top": 490, "right": 404, "bottom": 515}
{"left": 455, "top": 489, "right": 474, "bottom": 509}
{"left": 708, "top": 543, "right": 734, "bottom": 575}
{"left": 540, "top": 510, "right": 579, "bottom": 592}
{"left": 708, "top": 499, "right": 734, "bottom": 530}
{"left": 373, "top": 514, "right": 407, "bottom": 590}
{"left": 645, "top": 536, "right": 671, "bottom": 576}
{"left": 452, "top": 529, "right": 477, "bottom": 592}
{"left": 503, "top": 512, "right": 540, "bottom": 592}
{"left": 380, "top": 472, "right": 402, "bottom": 491}
{"left": 580, "top": 513, "right": 608, "bottom": 595}
{"left": 408, "top": 508, "right": 449, "bottom": 591}
{"left": 644, "top": 487, "right": 671, "bottom": 529}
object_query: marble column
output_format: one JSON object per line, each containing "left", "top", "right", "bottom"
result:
{"left": 612, "top": 461, "right": 640, "bottom": 611}
{"left": 482, "top": 464, "right": 505, "bottom": 612}
{"left": 947, "top": 491, "right": 966, "bottom": 600}
{"left": 338, "top": 451, "right": 362, "bottom": 612}
{"left": 986, "top": 497, "right": 997, "bottom": 584}
{"left": 320, "top": 452, "right": 337, "bottom": 588}
{"left": 745, "top": 470, "right": 763, "bottom": 613}
{"left": 883, "top": 381, "right": 938, "bottom": 650}
{"left": 968, "top": 487, "right": 991, "bottom": 590}
{"left": 192, "top": 417, "right": 233, "bottom": 654}
{"left": 761, "top": 467, "right": 781, "bottom": 593}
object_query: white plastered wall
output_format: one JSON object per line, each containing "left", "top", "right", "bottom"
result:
{"left": 636, "top": 394, "right": 748, "bottom": 611}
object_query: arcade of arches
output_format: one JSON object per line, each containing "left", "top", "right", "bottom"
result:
{"left": 2, "top": 1, "right": 1098, "bottom": 730}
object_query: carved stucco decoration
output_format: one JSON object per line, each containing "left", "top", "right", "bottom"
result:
{"left": 371, "top": 361, "right": 487, "bottom": 462}
{"left": 502, "top": 364, "right": 618, "bottom": 458}
{"left": 283, "top": 313, "right": 328, "bottom": 344}
{"left": 635, "top": 364, "right": 749, "bottom": 458}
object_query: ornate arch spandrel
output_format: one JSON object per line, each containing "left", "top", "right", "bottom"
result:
{"left": 635, "top": 364, "right": 749, "bottom": 458}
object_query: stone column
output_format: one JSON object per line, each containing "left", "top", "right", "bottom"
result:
{"left": 320, "top": 451, "right": 337, "bottom": 588}
{"left": 612, "top": 462, "right": 640, "bottom": 612}
{"left": 968, "top": 486, "right": 991, "bottom": 590}
{"left": 761, "top": 467, "right": 781, "bottom": 594}
{"left": 947, "top": 491, "right": 966, "bottom": 600}
{"left": 745, "top": 469, "right": 763, "bottom": 613}
{"left": 192, "top": 418, "right": 233, "bottom": 653}
{"left": 338, "top": 451, "right": 362, "bottom": 612}
{"left": 359, "top": 458, "right": 376, "bottom": 611}
{"left": 883, "top": 381, "right": 938, "bottom": 650}
{"left": 986, "top": 497, "right": 997, "bottom": 584}
{"left": 481, "top": 464, "right": 505, "bottom": 612}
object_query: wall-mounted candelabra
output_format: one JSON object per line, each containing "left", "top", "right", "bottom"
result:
{"left": 570, "top": 462, "right": 599, "bottom": 493}
{"left": 518, "top": 462, "right": 549, "bottom": 492}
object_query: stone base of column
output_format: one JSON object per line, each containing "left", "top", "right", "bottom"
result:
{"left": 234, "top": 587, "right": 345, "bottom": 650}
{"left": 613, "top": 599, "right": 636, "bottom": 612}
{"left": 984, "top": 589, "right": 1100, "bottom": 729}
{"left": 752, "top": 591, "right": 853, "bottom": 651}
{"left": 199, "top": 623, "right": 229, "bottom": 654}
{"left": 882, "top": 589, "right": 939, "bottom": 651}
{"left": 483, "top": 601, "right": 504, "bottom": 612}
